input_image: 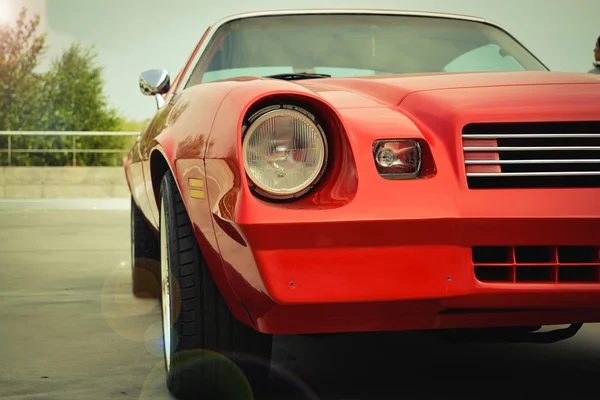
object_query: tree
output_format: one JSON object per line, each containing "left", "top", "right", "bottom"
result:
{"left": 44, "top": 43, "right": 122, "bottom": 132}
{"left": 120, "top": 118, "right": 150, "bottom": 132}
{"left": 0, "top": 7, "right": 133, "bottom": 166}
{"left": 0, "top": 8, "right": 47, "bottom": 131}
{"left": 44, "top": 42, "right": 125, "bottom": 166}
{"left": 0, "top": 8, "right": 47, "bottom": 165}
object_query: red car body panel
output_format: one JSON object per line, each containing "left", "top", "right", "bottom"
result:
{"left": 125, "top": 16, "right": 600, "bottom": 334}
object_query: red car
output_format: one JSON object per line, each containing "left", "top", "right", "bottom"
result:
{"left": 124, "top": 8, "right": 600, "bottom": 399}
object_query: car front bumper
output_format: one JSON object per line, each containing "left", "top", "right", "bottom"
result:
{"left": 224, "top": 185, "right": 600, "bottom": 333}
{"left": 242, "top": 215, "right": 600, "bottom": 303}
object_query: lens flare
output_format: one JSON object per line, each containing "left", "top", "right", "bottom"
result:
{"left": 0, "top": 0, "right": 14, "bottom": 26}
{"left": 103, "top": 262, "right": 318, "bottom": 399}
{"left": 101, "top": 260, "right": 166, "bottom": 342}
{"left": 139, "top": 350, "right": 319, "bottom": 400}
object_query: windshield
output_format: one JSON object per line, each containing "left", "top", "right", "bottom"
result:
{"left": 186, "top": 13, "right": 547, "bottom": 87}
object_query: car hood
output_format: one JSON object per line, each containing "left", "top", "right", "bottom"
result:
{"left": 294, "top": 71, "right": 600, "bottom": 110}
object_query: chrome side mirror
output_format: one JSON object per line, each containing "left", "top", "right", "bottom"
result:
{"left": 139, "top": 69, "right": 170, "bottom": 108}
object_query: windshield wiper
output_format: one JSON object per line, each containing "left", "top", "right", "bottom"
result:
{"left": 265, "top": 72, "right": 331, "bottom": 81}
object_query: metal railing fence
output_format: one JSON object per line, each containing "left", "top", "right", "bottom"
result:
{"left": 0, "top": 131, "right": 139, "bottom": 166}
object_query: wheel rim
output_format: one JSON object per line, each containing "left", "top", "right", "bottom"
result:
{"left": 160, "top": 200, "right": 172, "bottom": 372}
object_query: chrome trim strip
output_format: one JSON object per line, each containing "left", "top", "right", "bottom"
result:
{"left": 465, "top": 159, "right": 600, "bottom": 164}
{"left": 176, "top": 9, "right": 539, "bottom": 93}
{"left": 463, "top": 133, "right": 600, "bottom": 139}
{"left": 467, "top": 171, "right": 600, "bottom": 177}
{"left": 464, "top": 146, "right": 600, "bottom": 151}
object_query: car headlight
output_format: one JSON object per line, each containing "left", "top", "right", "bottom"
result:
{"left": 242, "top": 106, "right": 328, "bottom": 199}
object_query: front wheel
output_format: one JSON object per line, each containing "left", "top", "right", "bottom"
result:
{"left": 159, "top": 171, "right": 273, "bottom": 399}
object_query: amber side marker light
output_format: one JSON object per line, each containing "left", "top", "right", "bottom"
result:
{"left": 188, "top": 178, "right": 205, "bottom": 199}
{"left": 373, "top": 139, "right": 423, "bottom": 179}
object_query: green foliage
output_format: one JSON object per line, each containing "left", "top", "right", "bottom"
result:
{"left": 120, "top": 118, "right": 150, "bottom": 132}
{"left": 0, "top": 8, "right": 47, "bottom": 131}
{"left": 0, "top": 7, "right": 141, "bottom": 166}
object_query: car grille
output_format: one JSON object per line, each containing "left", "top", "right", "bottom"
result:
{"left": 473, "top": 245, "right": 600, "bottom": 284}
{"left": 462, "top": 121, "right": 600, "bottom": 189}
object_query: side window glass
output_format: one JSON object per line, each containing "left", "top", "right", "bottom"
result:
{"left": 185, "top": 39, "right": 226, "bottom": 89}
{"left": 174, "top": 27, "right": 213, "bottom": 93}
{"left": 185, "top": 51, "right": 216, "bottom": 89}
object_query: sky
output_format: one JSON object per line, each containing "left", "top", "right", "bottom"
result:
{"left": 0, "top": 0, "right": 598, "bottom": 121}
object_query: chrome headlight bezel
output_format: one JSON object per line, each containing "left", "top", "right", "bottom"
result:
{"left": 241, "top": 105, "right": 329, "bottom": 200}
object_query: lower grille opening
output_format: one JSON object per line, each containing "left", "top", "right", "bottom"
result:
{"left": 472, "top": 246, "right": 510, "bottom": 263}
{"left": 472, "top": 245, "right": 600, "bottom": 284}
{"left": 559, "top": 246, "right": 600, "bottom": 263}
{"left": 474, "top": 266, "right": 512, "bottom": 282}
{"left": 558, "top": 266, "right": 599, "bottom": 283}
{"left": 515, "top": 246, "right": 552, "bottom": 263}
{"left": 515, "top": 266, "right": 554, "bottom": 282}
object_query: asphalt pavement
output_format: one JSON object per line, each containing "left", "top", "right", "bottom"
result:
{"left": 0, "top": 199, "right": 599, "bottom": 399}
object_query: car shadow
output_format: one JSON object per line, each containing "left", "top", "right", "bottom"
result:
{"left": 263, "top": 328, "right": 597, "bottom": 399}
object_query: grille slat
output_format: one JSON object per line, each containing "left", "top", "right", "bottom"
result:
{"left": 462, "top": 122, "right": 600, "bottom": 189}
{"left": 467, "top": 171, "right": 600, "bottom": 177}
{"left": 465, "top": 146, "right": 600, "bottom": 151}
{"left": 473, "top": 246, "right": 600, "bottom": 284}
{"left": 466, "top": 159, "right": 600, "bottom": 165}
{"left": 463, "top": 133, "right": 600, "bottom": 139}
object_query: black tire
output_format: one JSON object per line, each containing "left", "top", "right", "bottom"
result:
{"left": 131, "top": 197, "right": 160, "bottom": 298}
{"left": 159, "top": 171, "right": 273, "bottom": 400}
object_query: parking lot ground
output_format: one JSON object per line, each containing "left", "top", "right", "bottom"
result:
{"left": 1, "top": 199, "right": 599, "bottom": 399}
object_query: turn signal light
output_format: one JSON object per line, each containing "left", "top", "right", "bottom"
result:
{"left": 373, "top": 140, "right": 422, "bottom": 179}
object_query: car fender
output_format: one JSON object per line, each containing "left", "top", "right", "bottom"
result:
{"left": 149, "top": 133, "right": 255, "bottom": 327}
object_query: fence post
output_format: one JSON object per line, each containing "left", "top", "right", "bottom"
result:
{"left": 7, "top": 134, "right": 11, "bottom": 167}
{"left": 72, "top": 135, "right": 76, "bottom": 166}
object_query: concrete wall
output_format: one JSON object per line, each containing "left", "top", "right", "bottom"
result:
{"left": 0, "top": 167, "right": 129, "bottom": 199}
